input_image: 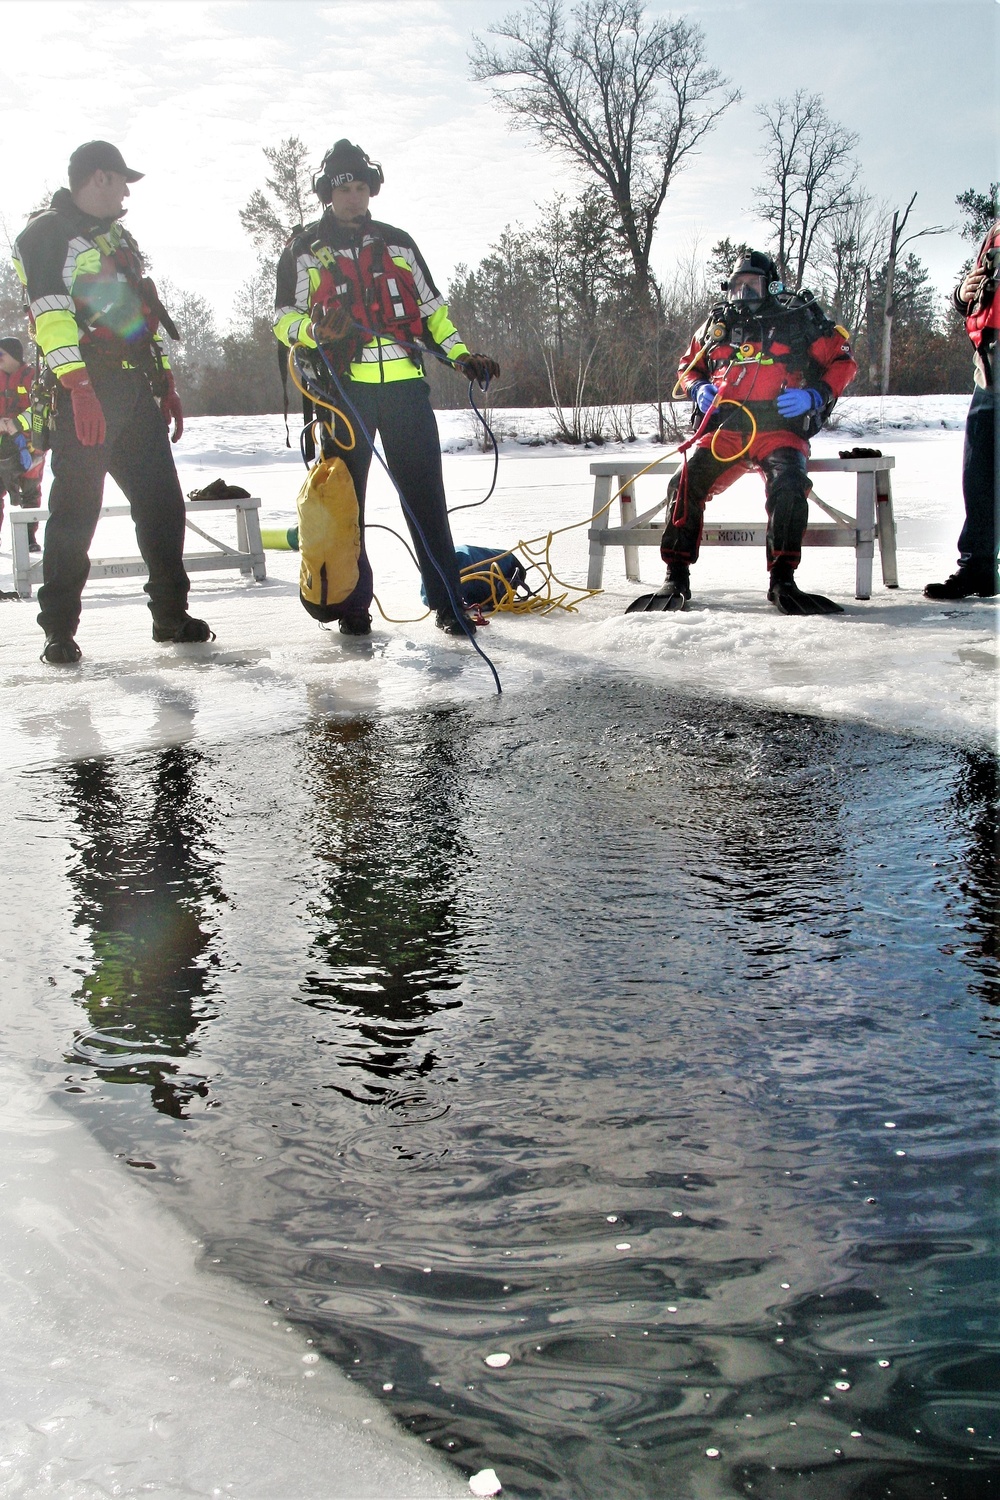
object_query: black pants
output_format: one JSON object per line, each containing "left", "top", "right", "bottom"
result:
{"left": 957, "top": 384, "right": 997, "bottom": 565}
{"left": 660, "top": 445, "right": 810, "bottom": 573}
{"left": 38, "top": 364, "right": 189, "bottom": 636}
{"left": 332, "top": 378, "right": 463, "bottom": 613}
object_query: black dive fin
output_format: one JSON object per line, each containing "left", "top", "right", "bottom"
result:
{"left": 768, "top": 581, "right": 844, "bottom": 616}
{"left": 625, "top": 586, "right": 690, "bottom": 614}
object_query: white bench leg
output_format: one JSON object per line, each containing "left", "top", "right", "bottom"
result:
{"left": 619, "top": 477, "right": 640, "bottom": 581}
{"left": 11, "top": 514, "right": 33, "bottom": 598}
{"left": 587, "top": 474, "right": 612, "bottom": 591}
{"left": 876, "top": 470, "right": 899, "bottom": 588}
{"left": 855, "top": 472, "right": 876, "bottom": 599}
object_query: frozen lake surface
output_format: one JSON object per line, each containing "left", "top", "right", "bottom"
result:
{"left": 0, "top": 397, "right": 996, "bottom": 1497}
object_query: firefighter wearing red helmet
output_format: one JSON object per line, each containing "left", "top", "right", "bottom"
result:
{"left": 638, "top": 250, "right": 858, "bottom": 616}
{"left": 274, "top": 140, "right": 499, "bottom": 637}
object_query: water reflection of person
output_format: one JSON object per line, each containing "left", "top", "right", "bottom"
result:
{"left": 61, "top": 745, "right": 223, "bottom": 1117}
{"left": 299, "top": 714, "right": 468, "bottom": 1106}
{"left": 948, "top": 748, "right": 999, "bottom": 1006}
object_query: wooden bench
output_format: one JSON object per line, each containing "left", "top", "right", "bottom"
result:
{"left": 8, "top": 496, "right": 267, "bottom": 600}
{"left": 587, "top": 455, "right": 899, "bottom": 599}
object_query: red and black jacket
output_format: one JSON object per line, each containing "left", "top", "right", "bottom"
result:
{"left": 678, "top": 293, "right": 858, "bottom": 438}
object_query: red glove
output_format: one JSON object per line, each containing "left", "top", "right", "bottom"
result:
{"left": 60, "top": 367, "right": 106, "bottom": 447}
{"left": 160, "top": 372, "right": 184, "bottom": 443}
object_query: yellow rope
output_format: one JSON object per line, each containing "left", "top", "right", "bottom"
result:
{"left": 287, "top": 345, "right": 356, "bottom": 452}
{"left": 709, "top": 398, "right": 757, "bottom": 462}
{"left": 372, "top": 595, "right": 432, "bottom": 625}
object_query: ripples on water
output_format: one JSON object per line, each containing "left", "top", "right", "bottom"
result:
{"left": 44, "top": 682, "right": 999, "bottom": 1497}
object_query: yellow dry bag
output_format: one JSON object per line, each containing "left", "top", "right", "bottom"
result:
{"left": 296, "top": 457, "right": 361, "bottom": 620}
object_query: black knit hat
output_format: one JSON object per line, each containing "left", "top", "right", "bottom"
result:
{"left": 0, "top": 337, "right": 24, "bottom": 363}
{"left": 315, "top": 139, "right": 383, "bottom": 202}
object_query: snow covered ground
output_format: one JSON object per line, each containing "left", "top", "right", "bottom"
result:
{"left": 0, "top": 394, "right": 994, "bottom": 767}
{"left": 0, "top": 394, "right": 994, "bottom": 1498}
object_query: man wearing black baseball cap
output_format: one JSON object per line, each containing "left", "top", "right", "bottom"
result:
{"left": 13, "top": 141, "right": 210, "bottom": 664}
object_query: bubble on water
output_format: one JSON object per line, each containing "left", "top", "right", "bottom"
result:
{"left": 884, "top": 1121, "right": 896, "bottom": 1128}
{"left": 382, "top": 1382, "right": 394, "bottom": 1392}
{"left": 835, "top": 1381, "right": 851, "bottom": 1391}
{"left": 671, "top": 1210, "right": 682, "bottom": 1218}
{"left": 705, "top": 1448, "right": 720, "bottom": 1459}
{"left": 851, "top": 1431, "right": 862, "bottom": 1438}
{"left": 423, "top": 1266, "right": 432, "bottom": 1273}
{"left": 780, "top": 1282, "right": 790, "bottom": 1289}
{"left": 302, "top": 1353, "right": 319, "bottom": 1364}
{"left": 615, "top": 1242, "right": 631, "bottom": 1250}
{"left": 606, "top": 1214, "right": 618, "bottom": 1222}
{"left": 667, "top": 1306, "right": 678, "bottom": 1313}
{"left": 896, "top": 1150, "right": 906, "bottom": 1156}
{"left": 485, "top": 1353, "right": 511, "bottom": 1368}
{"left": 469, "top": 1468, "right": 502, "bottom": 1496}
{"left": 878, "top": 1360, "right": 890, "bottom": 1368}
{"left": 373, "top": 1262, "right": 381, "bottom": 1268}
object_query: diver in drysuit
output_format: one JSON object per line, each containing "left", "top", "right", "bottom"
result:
{"left": 635, "top": 250, "right": 857, "bottom": 616}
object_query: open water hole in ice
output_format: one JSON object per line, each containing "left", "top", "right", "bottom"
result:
{"left": 24, "top": 679, "right": 999, "bottom": 1499}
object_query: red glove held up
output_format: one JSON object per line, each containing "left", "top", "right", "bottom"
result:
{"left": 60, "top": 367, "right": 106, "bottom": 447}
{"left": 160, "top": 372, "right": 184, "bottom": 443}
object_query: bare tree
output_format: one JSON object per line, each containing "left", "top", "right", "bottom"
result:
{"left": 240, "top": 137, "right": 316, "bottom": 263}
{"left": 879, "top": 192, "right": 949, "bottom": 395}
{"left": 819, "top": 197, "right": 883, "bottom": 324}
{"left": 470, "top": 0, "right": 738, "bottom": 299}
{"left": 755, "top": 91, "right": 859, "bottom": 290}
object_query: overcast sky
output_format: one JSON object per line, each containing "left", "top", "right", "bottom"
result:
{"left": 2, "top": 0, "right": 996, "bottom": 327}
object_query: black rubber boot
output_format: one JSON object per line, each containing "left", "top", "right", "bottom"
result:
{"left": 625, "top": 564, "right": 691, "bottom": 613}
{"left": 338, "top": 612, "right": 372, "bottom": 636}
{"left": 41, "top": 632, "right": 83, "bottom": 664}
{"left": 923, "top": 560, "right": 998, "bottom": 600}
{"left": 435, "top": 607, "right": 477, "bottom": 636}
{"left": 767, "top": 565, "right": 843, "bottom": 616}
{"left": 152, "top": 614, "right": 215, "bottom": 643}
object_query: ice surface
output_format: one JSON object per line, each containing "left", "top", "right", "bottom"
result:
{"left": 0, "top": 1061, "right": 468, "bottom": 1499}
{"left": 0, "top": 396, "right": 994, "bottom": 771}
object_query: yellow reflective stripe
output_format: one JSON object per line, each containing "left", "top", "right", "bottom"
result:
{"left": 11, "top": 253, "right": 26, "bottom": 288}
{"left": 348, "top": 356, "right": 422, "bottom": 384}
{"left": 17, "top": 411, "right": 30, "bottom": 431}
{"left": 426, "top": 304, "right": 466, "bottom": 355}
{"left": 70, "top": 246, "right": 102, "bottom": 283}
{"left": 35, "top": 307, "right": 81, "bottom": 362}
{"left": 274, "top": 309, "right": 315, "bottom": 348}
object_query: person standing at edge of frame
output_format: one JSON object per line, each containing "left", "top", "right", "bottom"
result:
{"left": 924, "top": 217, "right": 999, "bottom": 601}
{"left": 273, "top": 138, "right": 500, "bottom": 638}
{"left": 0, "top": 337, "right": 42, "bottom": 554}
{"left": 13, "top": 141, "right": 212, "bottom": 665}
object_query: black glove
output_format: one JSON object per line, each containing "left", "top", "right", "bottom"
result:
{"left": 309, "top": 300, "right": 353, "bottom": 347}
{"left": 457, "top": 352, "right": 500, "bottom": 386}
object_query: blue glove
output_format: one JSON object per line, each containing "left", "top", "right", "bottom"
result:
{"left": 776, "top": 387, "right": 823, "bottom": 418}
{"left": 692, "top": 381, "right": 719, "bottom": 414}
{"left": 14, "top": 433, "right": 33, "bottom": 472}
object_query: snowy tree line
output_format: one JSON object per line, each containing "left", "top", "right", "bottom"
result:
{"left": 0, "top": 1, "right": 994, "bottom": 422}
